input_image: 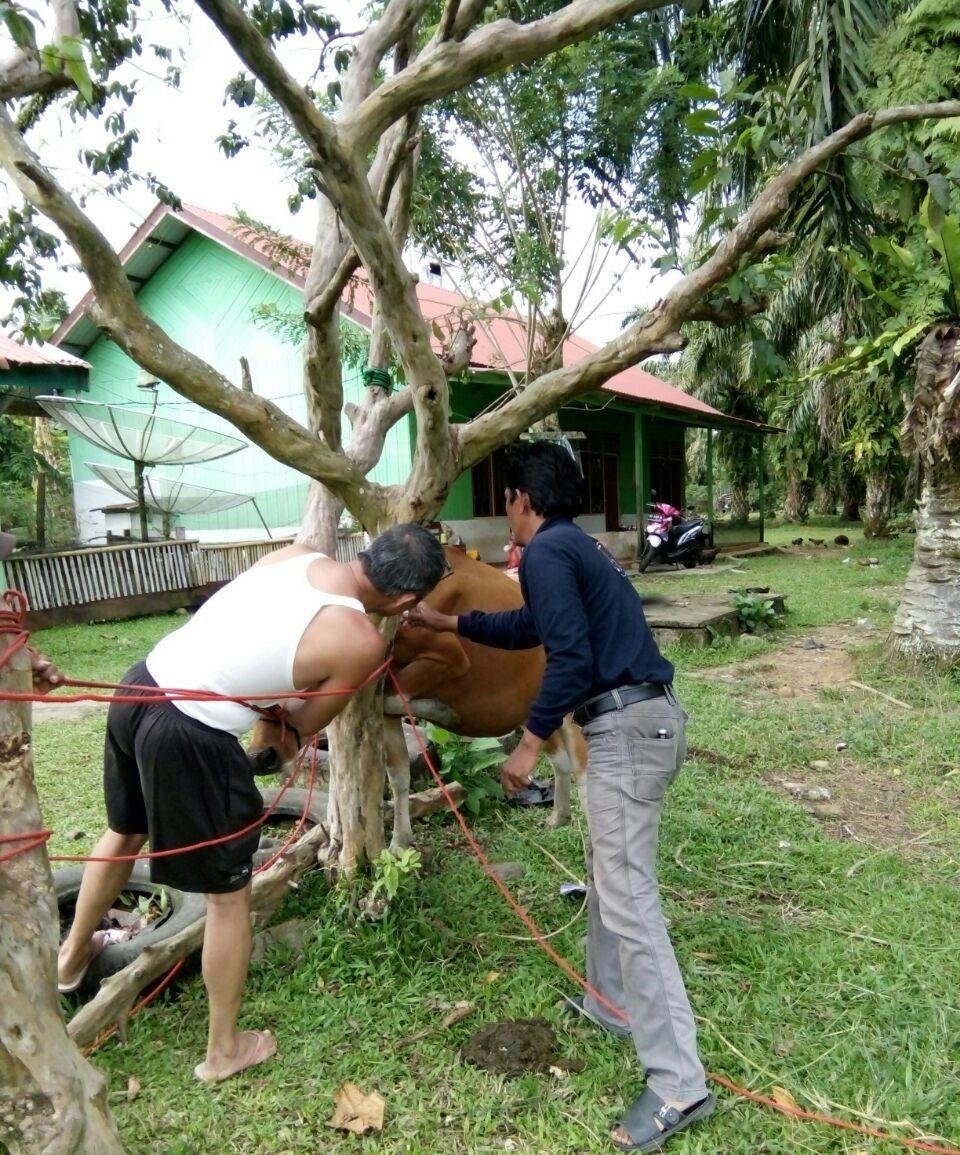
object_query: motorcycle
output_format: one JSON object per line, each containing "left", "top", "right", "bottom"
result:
{"left": 638, "top": 501, "right": 710, "bottom": 572}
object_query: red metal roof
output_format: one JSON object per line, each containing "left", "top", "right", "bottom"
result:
{"left": 53, "top": 203, "right": 765, "bottom": 430}
{"left": 0, "top": 333, "right": 89, "bottom": 371}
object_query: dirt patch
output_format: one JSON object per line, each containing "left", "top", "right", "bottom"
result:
{"left": 691, "top": 623, "right": 878, "bottom": 702}
{"left": 461, "top": 1019, "right": 583, "bottom": 1076}
{"left": 32, "top": 699, "right": 107, "bottom": 723}
{"left": 766, "top": 761, "right": 951, "bottom": 857}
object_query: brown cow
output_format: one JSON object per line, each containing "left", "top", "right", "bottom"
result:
{"left": 248, "top": 548, "right": 587, "bottom": 849}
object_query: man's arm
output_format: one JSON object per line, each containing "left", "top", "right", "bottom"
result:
{"left": 402, "top": 602, "right": 541, "bottom": 649}
{"left": 283, "top": 615, "right": 387, "bottom": 739}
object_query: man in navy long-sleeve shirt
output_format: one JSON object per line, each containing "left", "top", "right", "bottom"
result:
{"left": 405, "top": 441, "right": 713, "bottom": 1152}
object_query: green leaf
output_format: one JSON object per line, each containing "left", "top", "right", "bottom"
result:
{"left": 59, "top": 34, "right": 93, "bottom": 102}
{"left": 677, "top": 82, "right": 716, "bottom": 101}
{"left": 0, "top": 2, "right": 37, "bottom": 50}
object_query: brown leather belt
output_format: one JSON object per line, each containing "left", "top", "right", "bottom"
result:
{"left": 573, "top": 683, "right": 667, "bottom": 726}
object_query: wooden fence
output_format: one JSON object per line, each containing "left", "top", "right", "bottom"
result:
{"left": 3, "top": 533, "right": 368, "bottom": 628}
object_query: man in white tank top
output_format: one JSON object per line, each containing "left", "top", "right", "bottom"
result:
{"left": 56, "top": 524, "right": 446, "bottom": 1082}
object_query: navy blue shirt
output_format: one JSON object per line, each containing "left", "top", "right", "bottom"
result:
{"left": 458, "top": 518, "right": 673, "bottom": 739}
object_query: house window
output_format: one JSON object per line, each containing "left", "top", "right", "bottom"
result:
{"left": 577, "top": 432, "right": 619, "bottom": 521}
{"left": 649, "top": 436, "right": 685, "bottom": 509}
{"left": 471, "top": 448, "right": 511, "bottom": 517}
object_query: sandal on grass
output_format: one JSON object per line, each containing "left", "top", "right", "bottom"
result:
{"left": 507, "top": 778, "right": 555, "bottom": 807}
{"left": 612, "top": 1086, "right": 715, "bottom": 1152}
{"left": 58, "top": 928, "right": 128, "bottom": 994}
{"left": 561, "top": 994, "right": 631, "bottom": 1039}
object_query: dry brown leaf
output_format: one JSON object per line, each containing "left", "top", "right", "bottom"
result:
{"left": 483, "top": 970, "right": 501, "bottom": 984}
{"left": 126, "top": 1076, "right": 141, "bottom": 1102}
{"left": 328, "top": 1083, "right": 385, "bottom": 1134}
{"left": 771, "top": 1085, "right": 800, "bottom": 1110}
{"left": 441, "top": 1002, "right": 474, "bottom": 1028}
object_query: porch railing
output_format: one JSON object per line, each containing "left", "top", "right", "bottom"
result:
{"left": 3, "top": 533, "right": 368, "bottom": 623}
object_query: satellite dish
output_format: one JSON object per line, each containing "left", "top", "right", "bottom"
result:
{"left": 38, "top": 396, "right": 248, "bottom": 542}
{"left": 89, "top": 463, "right": 272, "bottom": 540}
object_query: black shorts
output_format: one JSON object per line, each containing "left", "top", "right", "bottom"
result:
{"left": 104, "top": 660, "right": 263, "bottom": 894}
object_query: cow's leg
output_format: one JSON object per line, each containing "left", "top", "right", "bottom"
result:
{"left": 543, "top": 717, "right": 588, "bottom": 828}
{"left": 383, "top": 715, "right": 414, "bottom": 851}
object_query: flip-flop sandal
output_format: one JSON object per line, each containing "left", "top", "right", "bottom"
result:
{"left": 612, "top": 1087, "right": 715, "bottom": 1152}
{"left": 561, "top": 994, "right": 631, "bottom": 1039}
{"left": 508, "top": 778, "right": 555, "bottom": 807}
{"left": 194, "top": 1030, "right": 277, "bottom": 1083}
{"left": 57, "top": 928, "right": 129, "bottom": 994}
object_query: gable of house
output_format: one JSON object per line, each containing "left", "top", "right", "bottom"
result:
{"left": 66, "top": 230, "right": 413, "bottom": 542}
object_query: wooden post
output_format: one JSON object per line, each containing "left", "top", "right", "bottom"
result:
{"left": 0, "top": 616, "right": 126, "bottom": 1154}
{"left": 705, "top": 427, "right": 715, "bottom": 540}
{"left": 757, "top": 434, "right": 766, "bottom": 542}
{"left": 634, "top": 412, "right": 645, "bottom": 554}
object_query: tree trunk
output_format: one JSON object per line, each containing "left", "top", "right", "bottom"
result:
{"left": 324, "top": 683, "right": 388, "bottom": 875}
{"left": 731, "top": 484, "right": 750, "bottom": 523}
{"left": 840, "top": 473, "right": 864, "bottom": 521}
{"left": 888, "top": 463, "right": 960, "bottom": 666}
{"left": 862, "top": 473, "right": 895, "bottom": 538}
{"left": 0, "top": 629, "right": 126, "bottom": 1154}
{"left": 782, "top": 475, "right": 813, "bottom": 523}
{"left": 813, "top": 481, "right": 838, "bottom": 516}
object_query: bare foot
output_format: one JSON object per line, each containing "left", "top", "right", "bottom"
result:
{"left": 194, "top": 1030, "right": 277, "bottom": 1083}
{"left": 58, "top": 929, "right": 124, "bottom": 994}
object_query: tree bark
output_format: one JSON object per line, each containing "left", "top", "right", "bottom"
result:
{"left": 0, "top": 631, "right": 125, "bottom": 1154}
{"left": 840, "top": 473, "right": 864, "bottom": 521}
{"left": 782, "top": 475, "right": 813, "bottom": 523}
{"left": 888, "top": 463, "right": 960, "bottom": 666}
{"left": 862, "top": 472, "right": 895, "bottom": 538}
{"left": 324, "top": 683, "right": 389, "bottom": 874}
{"left": 813, "top": 481, "right": 838, "bottom": 516}
{"left": 731, "top": 484, "right": 751, "bottom": 523}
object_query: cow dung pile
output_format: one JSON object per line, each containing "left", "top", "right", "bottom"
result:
{"left": 461, "top": 1018, "right": 583, "bottom": 1076}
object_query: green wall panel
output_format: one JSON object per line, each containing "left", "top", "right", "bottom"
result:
{"left": 75, "top": 233, "right": 412, "bottom": 535}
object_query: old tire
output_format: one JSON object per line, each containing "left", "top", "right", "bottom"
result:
{"left": 54, "top": 863, "right": 206, "bottom": 993}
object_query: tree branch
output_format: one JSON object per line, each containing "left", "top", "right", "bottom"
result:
{"left": 685, "top": 297, "right": 769, "bottom": 325}
{"left": 0, "top": 108, "right": 378, "bottom": 519}
{"left": 342, "top": 0, "right": 431, "bottom": 109}
{"left": 0, "top": 0, "right": 79, "bottom": 101}
{"left": 460, "top": 99, "right": 960, "bottom": 467}
{"left": 343, "top": 0, "right": 670, "bottom": 152}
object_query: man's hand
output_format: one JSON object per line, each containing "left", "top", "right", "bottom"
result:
{"left": 500, "top": 732, "right": 544, "bottom": 799}
{"left": 401, "top": 603, "right": 458, "bottom": 633}
{"left": 29, "top": 648, "right": 63, "bottom": 695}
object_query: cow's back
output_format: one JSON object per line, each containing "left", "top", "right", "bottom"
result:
{"left": 392, "top": 547, "right": 544, "bottom": 736}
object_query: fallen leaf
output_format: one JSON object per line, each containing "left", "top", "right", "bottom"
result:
{"left": 442, "top": 1002, "right": 474, "bottom": 1028}
{"left": 771, "top": 1085, "right": 800, "bottom": 1110}
{"left": 328, "top": 1083, "right": 385, "bottom": 1134}
{"left": 692, "top": 951, "right": 716, "bottom": 960}
{"left": 483, "top": 971, "right": 501, "bottom": 985}
{"left": 126, "top": 1077, "right": 141, "bottom": 1102}
{"left": 548, "top": 1065, "right": 566, "bottom": 1079}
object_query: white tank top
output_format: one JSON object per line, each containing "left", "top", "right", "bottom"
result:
{"left": 146, "top": 552, "right": 365, "bottom": 735}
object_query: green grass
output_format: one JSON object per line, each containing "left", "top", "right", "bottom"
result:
{"left": 27, "top": 535, "right": 960, "bottom": 1154}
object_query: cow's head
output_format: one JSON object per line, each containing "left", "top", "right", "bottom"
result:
{"left": 247, "top": 716, "right": 301, "bottom": 776}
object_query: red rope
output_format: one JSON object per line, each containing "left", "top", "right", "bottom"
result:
{"left": 388, "top": 669, "right": 960, "bottom": 1155}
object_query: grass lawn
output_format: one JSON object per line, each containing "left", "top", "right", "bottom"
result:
{"left": 27, "top": 522, "right": 960, "bottom": 1155}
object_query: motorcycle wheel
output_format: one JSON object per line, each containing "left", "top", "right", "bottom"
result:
{"left": 638, "top": 544, "right": 656, "bottom": 573}
{"left": 681, "top": 542, "right": 704, "bottom": 569}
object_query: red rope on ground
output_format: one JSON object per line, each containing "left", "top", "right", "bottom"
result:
{"left": 389, "top": 670, "right": 960, "bottom": 1155}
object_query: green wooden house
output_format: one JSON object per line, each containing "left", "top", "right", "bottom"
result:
{"left": 53, "top": 203, "right": 773, "bottom": 560}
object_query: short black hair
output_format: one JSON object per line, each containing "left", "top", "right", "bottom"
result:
{"left": 505, "top": 440, "right": 583, "bottom": 519}
{"left": 359, "top": 523, "right": 447, "bottom": 600}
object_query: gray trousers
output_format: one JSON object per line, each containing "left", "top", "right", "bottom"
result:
{"left": 581, "top": 687, "right": 707, "bottom": 1102}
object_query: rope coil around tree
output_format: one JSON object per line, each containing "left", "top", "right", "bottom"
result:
{"left": 362, "top": 366, "right": 392, "bottom": 392}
